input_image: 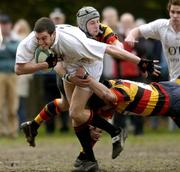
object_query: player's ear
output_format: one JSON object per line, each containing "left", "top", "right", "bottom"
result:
{"left": 51, "top": 31, "right": 56, "bottom": 38}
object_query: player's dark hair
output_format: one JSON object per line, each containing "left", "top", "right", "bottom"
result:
{"left": 34, "top": 17, "right": 55, "bottom": 34}
{"left": 167, "top": 0, "right": 180, "bottom": 11}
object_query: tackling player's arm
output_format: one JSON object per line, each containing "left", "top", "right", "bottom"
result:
{"left": 87, "top": 76, "right": 117, "bottom": 105}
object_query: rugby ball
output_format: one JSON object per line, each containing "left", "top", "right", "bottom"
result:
{"left": 34, "top": 47, "right": 54, "bottom": 72}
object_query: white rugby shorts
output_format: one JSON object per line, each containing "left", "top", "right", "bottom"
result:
{"left": 65, "top": 60, "right": 103, "bottom": 91}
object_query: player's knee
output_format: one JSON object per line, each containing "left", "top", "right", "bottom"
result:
{"left": 69, "top": 107, "right": 82, "bottom": 121}
{"left": 60, "top": 100, "right": 69, "bottom": 111}
{"left": 54, "top": 98, "right": 69, "bottom": 111}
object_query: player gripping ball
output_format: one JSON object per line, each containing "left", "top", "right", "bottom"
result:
{"left": 35, "top": 47, "right": 58, "bottom": 72}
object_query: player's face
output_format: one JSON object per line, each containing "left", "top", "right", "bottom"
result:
{"left": 87, "top": 18, "right": 100, "bottom": 37}
{"left": 35, "top": 31, "right": 55, "bottom": 49}
{"left": 169, "top": 5, "right": 180, "bottom": 26}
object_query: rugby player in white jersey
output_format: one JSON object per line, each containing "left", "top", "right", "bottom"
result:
{"left": 15, "top": 17, "right": 157, "bottom": 171}
{"left": 126, "top": 0, "right": 180, "bottom": 83}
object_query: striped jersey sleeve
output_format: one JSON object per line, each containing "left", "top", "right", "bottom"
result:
{"left": 96, "top": 23, "right": 118, "bottom": 44}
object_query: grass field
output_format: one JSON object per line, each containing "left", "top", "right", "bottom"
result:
{"left": 0, "top": 128, "right": 180, "bottom": 172}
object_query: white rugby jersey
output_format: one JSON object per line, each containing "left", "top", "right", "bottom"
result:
{"left": 139, "top": 19, "right": 180, "bottom": 81}
{"left": 16, "top": 24, "right": 107, "bottom": 65}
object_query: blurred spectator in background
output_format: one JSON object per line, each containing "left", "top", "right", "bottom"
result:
{"left": 0, "top": 13, "right": 19, "bottom": 138}
{"left": 119, "top": 13, "right": 135, "bottom": 39}
{"left": 47, "top": 8, "right": 69, "bottom": 133}
{"left": 0, "top": 24, "right": 2, "bottom": 46}
{"left": 102, "top": 7, "right": 121, "bottom": 39}
{"left": 49, "top": 8, "right": 66, "bottom": 25}
{"left": 101, "top": 6, "right": 121, "bottom": 81}
{"left": 13, "top": 19, "right": 33, "bottom": 128}
{"left": 13, "top": 19, "right": 31, "bottom": 40}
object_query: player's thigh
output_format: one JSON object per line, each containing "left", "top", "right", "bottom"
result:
{"left": 69, "top": 87, "right": 92, "bottom": 125}
{"left": 70, "top": 86, "right": 92, "bottom": 112}
{"left": 63, "top": 80, "right": 75, "bottom": 104}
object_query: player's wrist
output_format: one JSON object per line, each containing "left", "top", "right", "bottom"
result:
{"left": 63, "top": 73, "right": 71, "bottom": 82}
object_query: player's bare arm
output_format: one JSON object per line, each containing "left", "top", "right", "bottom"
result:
{"left": 15, "top": 62, "right": 48, "bottom": 75}
{"left": 15, "top": 48, "right": 58, "bottom": 75}
{"left": 105, "top": 45, "right": 140, "bottom": 64}
{"left": 87, "top": 76, "right": 117, "bottom": 105}
{"left": 112, "top": 39, "right": 123, "bottom": 48}
{"left": 125, "top": 27, "right": 142, "bottom": 47}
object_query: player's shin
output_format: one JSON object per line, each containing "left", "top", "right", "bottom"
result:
{"left": 89, "top": 111, "right": 120, "bottom": 137}
{"left": 89, "top": 111, "right": 128, "bottom": 159}
{"left": 74, "top": 115, "right": 96, "bottom": 162}
{"left": 75, "top": 129, "right": 99, "bottom": 164}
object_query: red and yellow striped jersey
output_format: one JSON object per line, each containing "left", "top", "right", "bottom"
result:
{"left": 95, "top": 23, "right": 118, "bottom": 44}
{"left": 109, "top": 79, "right": 170, "bottom": 116}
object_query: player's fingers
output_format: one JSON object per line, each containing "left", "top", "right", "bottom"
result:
{"left": 152, "top": 70, "right": 161, "bottom": 77}
{"left": 154, "top": 68, "right": 161, "bottom": 74}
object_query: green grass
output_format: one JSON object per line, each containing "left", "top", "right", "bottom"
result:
{"left": 0, "top": 126, "right": 180, "bottom": 172}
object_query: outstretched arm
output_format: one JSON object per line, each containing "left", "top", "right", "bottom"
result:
{"left": 105, "top": 44, "right": 140, "bottom": 64}
{"left": 105, "top": 44, "right": 160, "bottom": 76}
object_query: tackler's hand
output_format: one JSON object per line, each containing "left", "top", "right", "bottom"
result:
{"left": 75, "top": 66, "right": 89, "bottom": 79}
{"left": 68, "top": 74, "right": 90, "bottom": 87}
{"left": 66, "top": 66, "right": 90, "bottom": 87}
